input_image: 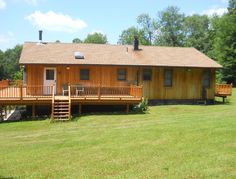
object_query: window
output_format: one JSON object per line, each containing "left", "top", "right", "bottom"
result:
{"left": 80, "top": 69, "right": 89, "bottom": 80}
{"left": 202, "top": 70, "right": 211, "bottom": 88}
{"left": 46, "top": 69, "right": 54, "bottom": 80}
{"left": 143, "top": 69, "right": 152, "bottom": 81}
{"left": 164, "top": 69, "right": 173, "bottom": 87}
{"left": 117, "top": 69, "right": 127, "bottom": 81}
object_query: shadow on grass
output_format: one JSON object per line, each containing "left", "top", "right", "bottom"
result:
{"left": 0, "top": 116, "right": 49, "bottom": 124}
{"left": 214, "top": 98, "right": 232, "bottom": 105}
{"left": 0, "top": 176, "right": 16, "bottom": 179}
{"left": 71, "top": 110, "right": 147, "bottom": 121}
{"left": 1, "top": 111, "right": 147, "bottom": 124}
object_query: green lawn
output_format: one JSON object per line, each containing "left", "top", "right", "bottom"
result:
{"left": 1, "top": 91, "right": 236, "bottom": 179}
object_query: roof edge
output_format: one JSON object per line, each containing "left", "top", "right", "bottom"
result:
{"left": 19, "top": 62, "right": 223, "bottom": 68}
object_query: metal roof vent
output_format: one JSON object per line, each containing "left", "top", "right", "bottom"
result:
{"left": 133, "top": 36, "right": 139, "bottom": 50}
{"left": 39, "top": 30, "right": 43, "bottom": 42}
{"left": 74, "top": 51, "right": 84, "bottom": 59}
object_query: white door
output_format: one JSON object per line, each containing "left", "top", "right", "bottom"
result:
{"left": 43, "top": 67, "right": 56, "bottom": 95}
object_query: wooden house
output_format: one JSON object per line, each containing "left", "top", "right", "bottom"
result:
{"left": 0, "top": 39, "right": 222, "bottom": 120}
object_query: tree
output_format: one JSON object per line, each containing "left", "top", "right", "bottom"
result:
{"left": 0, "top": 45, "right": 22, "bottom": 80}
{"left": 228, "top": 0, "right": 236, "bottom": 13}
{"left": 0, "top": 50, "right": 4, "bottom": 80}
{"left": 13, "top": 67, "right": 23, "bottom": 81}
{"left": 118, "top": 26, "right": 149, "bottom": 45}
{"left": 55, "top": 40, "right": 61, "bottom": 43}
{"left": 137, "top": 13, "right": 157, "bottom": 45}
{"left": 84, "top": 32, "right": 107, "bottom": 44}
{"left": 212, "top": 0, "right": 236, "bottom": 84}
{"left": 155, "top": 6, "right": 185, "bottom": 46}
{"left": 183, "top": 14, "right": 211, "bottom": 53}
{"left": 72, "top": 38, "right": 83, "bottom": 43}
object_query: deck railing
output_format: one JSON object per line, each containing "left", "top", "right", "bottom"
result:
{"left": 0, "top": 84, "right": 143, "bottom": 100}
{"left": 23, "top": 85, "right": 53, "bottom": 98}
{"left": 70, "top": 85, "right": 143, "bottom": 99}
{"left": 0, "top": 85, "right": 53, "bottom": 99}
{"left": 0, "top": 85, "right": 21, "bottom": 98}
{"left": 130, "top": 85, "right": 143, "bottom": 98}
{"left": 51, "top": 85, "right": 55, "bottom": 119}
{"left": 68, "top": 85, "right": 71, "bottom": 118}
{"left": 215, "top": 83, "right": 233, "bottom": 96}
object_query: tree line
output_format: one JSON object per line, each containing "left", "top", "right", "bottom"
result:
{"left": 118, "top": 1, "right": 236, "bottom": 84}
{"left": 0, "top": 0, "right": 235, "bottom": 84}
{"left": 72, "top": 32, "right": 107, "bottom": 44}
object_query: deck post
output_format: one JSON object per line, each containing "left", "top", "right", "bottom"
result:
{"left": 126, "top": 104, "right": 129, "bottom": 114}
{"left": 4, "top": 106, "right": 7, "bottom": 119}
{"left": 32, "top": 104, "right": 36, "bottom": 119}
{"left": 223, "top": 96, "right": 226, "bottom": 103}
{"left": 78, "top": 103, "right": 82, "bottom": 116}
{"left": 0, "top": 105, "right": 3, "bottom": 121}
{"left": 140, "top": 86, "right": 143, "bottom": 100}
{"left": 20, "top": 84, "right": 23, "bottom": 101}
{"left": 98, "top": 85, "right": 101, "bottom": 100}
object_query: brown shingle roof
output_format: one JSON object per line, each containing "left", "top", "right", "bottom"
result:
{"left": 19, "top": 42, "right": 222, "bottom": 68}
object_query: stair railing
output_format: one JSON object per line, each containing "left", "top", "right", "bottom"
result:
{"left": 51, "top": 85, "right": 55, "bottom": 120}
{"left": 68, "top": 85, "right": 71, "bottom": 120}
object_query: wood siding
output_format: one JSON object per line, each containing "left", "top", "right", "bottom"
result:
{"left": 140, "top": 67, "right": 215, "bottom": 100}
{"left": 26, "top": 65, "right": 216, "bottom": 100}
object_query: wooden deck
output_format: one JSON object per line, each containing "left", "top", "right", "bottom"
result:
{"left": 215, "top": 83, "right": 233, "bottom": 102}
{"left": 0, "top": 85, "right": 143, "bottom": 105}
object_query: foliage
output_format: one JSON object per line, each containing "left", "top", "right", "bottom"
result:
{"left": 137, "top": 13, "right": 157, "bottom": 45}
{"left": 211, "top": 2, "right": 236, "bottom": 84}
{"left": 84, "top": 32, "right": 108, "bottom": 44}
{"left": 13, "top": 67, "right": 23, "bottom": 82}
{"left": 72, "top": 38, "right": 83, "bottom": 43}
{"left": 0, "top": 89, "right": 236, "bottom": 178}
{"left": 155, "top": 6, "right": 185, "bottom": 46}
{"left": 0, "top": 45, "right": 22, "bottom": 80}
{"left": 0, "top": 50, "right": 4, "bottom": 80}
{"left": 133, "top": 98, "right": 149, "bottom": 112}
{"left": 183, "top": 14, "right": 211, "bottom": 54}
{"left": 118, "top": 26, "right": 149, "bottom": 45}
{"left": 228, "top": 0, "right": 236, "bottom": 12}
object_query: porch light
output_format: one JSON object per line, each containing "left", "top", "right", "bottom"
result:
{"left": 66, "top": 66, "right": 70, "bottom": 70}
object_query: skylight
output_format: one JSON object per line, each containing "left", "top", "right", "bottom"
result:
{"left": 74, "top": 51, "right": 84, "bottom": 59}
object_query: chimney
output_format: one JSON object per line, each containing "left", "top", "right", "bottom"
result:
{"left": 39, "top": 30, "right": 43, "bottom": 42}
{"left": 133, "top": 36, "right": 139, "bottom": 50}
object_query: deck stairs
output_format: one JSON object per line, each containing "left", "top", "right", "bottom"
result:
{"left": 51, "top": 96, "right": 71, "bottom": 121}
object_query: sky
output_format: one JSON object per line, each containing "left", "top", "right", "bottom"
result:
{"left": 0, "top": 0, "right": 229, "bottom": 51}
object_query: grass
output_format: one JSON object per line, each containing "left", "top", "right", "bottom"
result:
{"left": 0, "top": 91, "right": 236, "bottom": 178}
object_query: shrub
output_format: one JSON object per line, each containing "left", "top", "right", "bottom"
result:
{"left": 133, "top": 98, "right": 149, "bottom": 112}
